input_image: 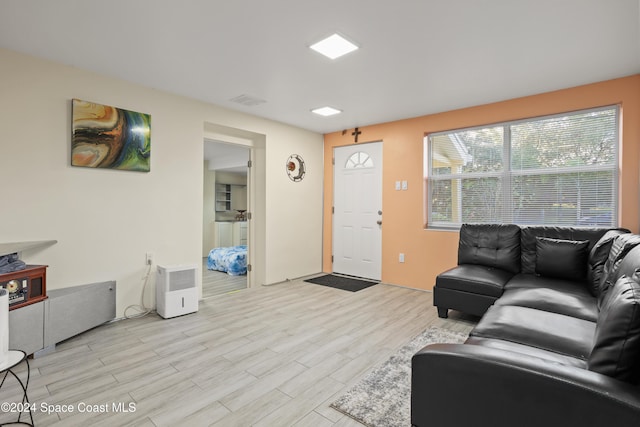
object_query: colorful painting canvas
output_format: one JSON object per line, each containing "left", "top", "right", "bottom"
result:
{"left": 71, "top": 99, "right": 151, "bottom": 172}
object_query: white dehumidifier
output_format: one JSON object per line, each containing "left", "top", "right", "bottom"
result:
{"left": 156, "top": 264, "right": 198, "bottom": 319}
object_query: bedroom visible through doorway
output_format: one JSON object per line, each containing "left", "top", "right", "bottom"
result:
{"left": 203, "top": 139, "right": 250, "bottom": 297}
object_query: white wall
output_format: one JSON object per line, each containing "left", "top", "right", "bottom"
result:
{"left": 0, "top": 48, "right": 324, "bottom": 317}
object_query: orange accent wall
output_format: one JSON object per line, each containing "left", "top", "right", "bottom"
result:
{"left": 323, "top": 75, "right": 640, "bottom": 291}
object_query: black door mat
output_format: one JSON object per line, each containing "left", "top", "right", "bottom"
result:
{"left": 304, "top": 274, "right": 379, "bottom": 292}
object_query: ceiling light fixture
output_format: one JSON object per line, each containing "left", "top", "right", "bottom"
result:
{"left": 311, "top": 106, "right": 342, "bottom": 117}
{"left": 310, "top": 33, "right": 358, "bottom": 60}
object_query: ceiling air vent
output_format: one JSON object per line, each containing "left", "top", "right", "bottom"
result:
{"left": 229, "top": 94, "right": 266, "bottom": 107}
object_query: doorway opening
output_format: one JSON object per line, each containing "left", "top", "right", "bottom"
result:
{"left": 203, "top": 139, "right": 250, "bottom": 298}
{"left": 202, "top": 122, "right": 266, "bottom": 295}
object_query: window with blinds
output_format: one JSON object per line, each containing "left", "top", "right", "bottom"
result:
{"left": 425, "top": 106, "right": 619, "bottom": 229}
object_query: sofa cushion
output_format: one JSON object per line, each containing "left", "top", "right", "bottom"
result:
{"left": 588, "top": 275, "right": 640, "bottom": 384}
{"left": 600, "top": 245, "right": 640, "bottom": 292}
{"left": 436, "top": 264, "right": 513, "bottom": 298}
{"left": 520, "top": 226, "right": 609, "bottom": 275}
{"left": 465, "top": 336, "right": 587, "bottom": 369}
{"left": 504, "top": 273, "right": 589, "bottom": 294}
{"left": 598, "top": 234, "right": 640, "bottom": 308}
{"left": 535, "top": 237, "right": 589, "bottom": 281}
{"left": 588, "top": 229, "right": 630, "bottom": 297}
{"left": 495, "top": 286, "right": 598, "bottom": 321}
{"left": 470, "top": 305, "right": 596, "bottom": 360}
{"left": 458, "top": 224, "right": 521, "bottom": 274}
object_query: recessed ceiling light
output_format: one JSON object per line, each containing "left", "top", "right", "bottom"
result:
{"left": 311, "top": 106, "right": 342, "bottom": 117}
{"left": 310, "top": 33, "right": 358, "bottom": 60}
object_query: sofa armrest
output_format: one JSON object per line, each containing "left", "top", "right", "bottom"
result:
{"left": 411, "top": 343, "right": 640, "bottom": 427}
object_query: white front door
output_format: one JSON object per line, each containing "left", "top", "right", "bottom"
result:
{"left": 333, "top": 142, "right": 383, "bottom": 280}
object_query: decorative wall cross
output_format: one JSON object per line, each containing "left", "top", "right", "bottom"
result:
{"left": 352, "top": 127, "right": 362, "bottom": 143}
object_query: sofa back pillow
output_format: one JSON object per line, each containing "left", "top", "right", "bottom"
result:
{"left": 597, "top": 234, "right": 640, "bottom": 308}
{"left": 535, "top": 237, "right": 589, "bottom": 281}
{"left": 520, "top": 227, "right": 610, "bottom": 275}
{"left": 587, "top": 229, "right": 630, "bottom": 297}
{"left": 458, "top": 224, "right": 521, "bottom": 274}
{"left": 588, "top": 275, "right": 640, "bottom": 384}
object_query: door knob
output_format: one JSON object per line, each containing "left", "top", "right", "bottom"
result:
{"left": 377, "top": 220, "right": 382, "bottom": 225}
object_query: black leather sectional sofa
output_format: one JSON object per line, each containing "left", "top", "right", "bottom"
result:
{"left": 412, "top": 224, "right": 640, "bottom": 427}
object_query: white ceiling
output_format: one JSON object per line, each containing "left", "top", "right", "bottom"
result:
{"left": 1, "top": 1, "right": 639, "bottom": 134}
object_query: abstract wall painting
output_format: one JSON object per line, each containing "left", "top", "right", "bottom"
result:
{"left": 71, "top": 99, "right": 151, "bottom": 172}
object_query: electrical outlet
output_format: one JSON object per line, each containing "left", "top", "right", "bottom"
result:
{"left": 145, "top": 252, "right": 154, "bottom": 265}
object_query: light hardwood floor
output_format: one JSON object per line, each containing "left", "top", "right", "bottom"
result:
{"left": 0, "top": 278, "right": 476, "bottom": 426}
{"left": 202, "top": 258, "right": 247, "bottom": 299}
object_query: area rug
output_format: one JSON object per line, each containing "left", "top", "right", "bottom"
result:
{"left": 304, "top": 274, "right": 379, "bottom": 292}
{"left": 330, "top": 326, "right": 468, "bottom": 427}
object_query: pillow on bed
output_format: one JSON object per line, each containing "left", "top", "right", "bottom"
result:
{"left": 535, "top": 237, "right": 589, "bottom": 281}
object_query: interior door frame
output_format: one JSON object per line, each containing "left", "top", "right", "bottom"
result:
{"left": 203, "top": 123, "right": 267, "bottom": 289}
{"left": 203, "top": 140, "right": 252, "bottom": 287}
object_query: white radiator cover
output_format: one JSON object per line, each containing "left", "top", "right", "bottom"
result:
{"left": 45, "top": 281, "right": 116, "bottom": 347}
{"left": 6, "top": 281, "right": 116, "bottom": 357}
{"left": 156, "top": 265, "right": 198, "bottom": 319}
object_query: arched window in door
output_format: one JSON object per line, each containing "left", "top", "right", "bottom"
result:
{"left": 345, "top": 152, "right": 374, "bottom": 169}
